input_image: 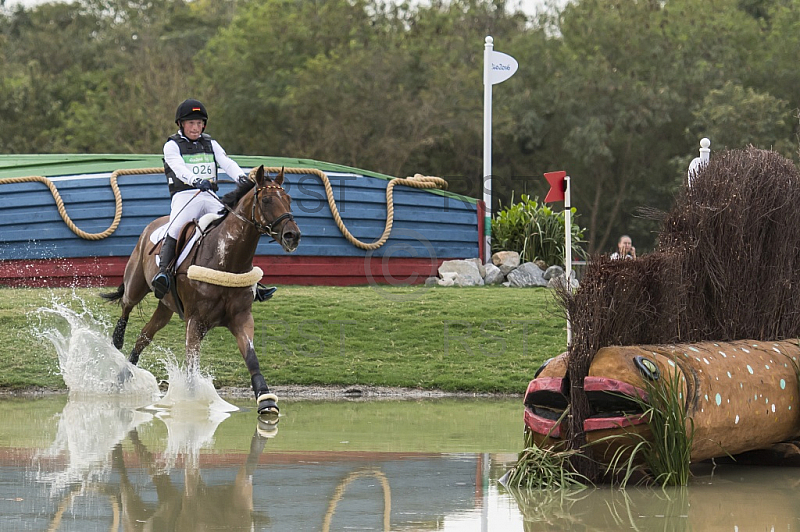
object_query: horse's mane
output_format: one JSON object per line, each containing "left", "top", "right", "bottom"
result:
{"left": 218, "top": 179, "right": 257, "bottom": 213}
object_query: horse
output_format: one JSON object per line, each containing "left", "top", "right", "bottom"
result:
{"left": 101, "top": 165, "right": 300, "bottom": 415}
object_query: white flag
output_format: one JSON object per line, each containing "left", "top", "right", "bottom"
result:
{"left": 489, "top": 51, "right": 518, "bottom": 85}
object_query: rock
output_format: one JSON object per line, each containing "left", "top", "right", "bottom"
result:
{"left": 437, "top": 271, "right": 457, "bottom": 287}
{"left": 548, "top": 273, "right": 580, "bottom": 290}
{"left": 534, "top": 259, "right": 548, "bottom": 271}
{"left": 466, "top": 257, "right": 486, "bottom": 278}
{"left": 492, "top": 251, "right": 520, "bottom": 276}
{"left": 544, "top": 265, "right": 564, "bottom": 280}
{"left": 507, "top": 262, "right": 548, "bottom": 288}
{"left": 483, "top": 263, "right": 505, "bottom": 285}
{"left": 437, "top": 261, "right": 484, "bottom": 287}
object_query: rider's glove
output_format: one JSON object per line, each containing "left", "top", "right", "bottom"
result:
{"left": 238, "top": 174, "right": 251, "bottom": 186}
{"left": 192, "top": 178, "right": 212, "bottom": 192}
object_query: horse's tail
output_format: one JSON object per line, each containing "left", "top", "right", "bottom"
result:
{"left": 100, "top": 283, "right": 125, "bottom": 304}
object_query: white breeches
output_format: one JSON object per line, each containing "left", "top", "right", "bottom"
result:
{"left": 166, "top": 190, "right": 222, "bottom": 239}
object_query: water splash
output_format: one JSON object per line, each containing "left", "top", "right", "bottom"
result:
{"left": 33, "top": 298, "right": 160, "bottom": 395}
{"left": 32, "top": 295, "right": 239, "bottom": 413}
{"left": 151, "top": 356, "right": 239, "bottom": 413}
{"left": 35, "top": 395, "right": 154, "bottom": 495}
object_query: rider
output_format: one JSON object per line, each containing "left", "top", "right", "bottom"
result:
{"left": 151, "top": 98, "right": 252, "bottom": 299}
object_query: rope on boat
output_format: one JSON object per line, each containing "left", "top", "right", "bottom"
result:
{"left": 0, "top": 166, "right": 448, "bottom": 247}
{"left": 0, "top": 168, "right": 162, "bottom": 240}
{"left": 252, "top": 166, "right": 448, "bottom": 250}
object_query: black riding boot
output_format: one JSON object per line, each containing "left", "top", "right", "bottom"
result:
{"left": 151, "top": 235, "right": 177, "bottom": 299}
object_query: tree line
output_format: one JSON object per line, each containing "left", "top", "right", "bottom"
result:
{"left": 1, "top": 0, "right": 797, "bottom": 253}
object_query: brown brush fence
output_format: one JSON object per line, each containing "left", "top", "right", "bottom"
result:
{"left": 555, "top": 147, "right": 800, "bottom": 480}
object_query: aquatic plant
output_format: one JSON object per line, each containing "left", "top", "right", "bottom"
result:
{"left": 503, "top": 407, "right": 593, "bottom": 491}
{"left": 502, "top": 429, "right": 592, "bottom": 491}
{"left": 637, "top": 364, "right": 694, "bottom": 486}
{"left": 597, "top": 365, "right": 694, "bottom": 488}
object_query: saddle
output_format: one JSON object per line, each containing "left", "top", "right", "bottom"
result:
{"left": 149, "top": 213, "right": 225, "bottom": 269}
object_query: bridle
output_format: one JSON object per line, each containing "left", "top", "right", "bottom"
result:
{"left": 214, "top": 182, "right": 294, "bottom": 242}
{"left": 250, "top": 183, "right": 295, "bottom": 239}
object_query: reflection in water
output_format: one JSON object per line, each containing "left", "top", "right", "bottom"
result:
{"left": 322, "top": 468, "right": 391, "bottom": 532}
{"left": 35, "top": 396, "right": 270, "bottom": 531}
{"left": 16, "top": 396, "right": 502, "bottom": 531}
{"left": 505, "top": 462, "right": 800, "bottom": 531}
{"left": 35, "top": 396, "right": 154, "bottom": 496}
{"left": 114, "top": 424, "right": 269, "bottom": 531}
{"left": 1, "top": 395, "right": 799, "bottom": 530}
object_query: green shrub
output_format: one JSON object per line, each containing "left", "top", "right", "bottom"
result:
{"left": 492, "top": 194, "right": 586, "bottom": 266}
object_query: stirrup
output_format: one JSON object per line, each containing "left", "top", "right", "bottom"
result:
{"left": 152, "top": 271, "right": 171, "bottom": 300}
{"left": 255, "top": 283, "right": 277, "bottom": 302}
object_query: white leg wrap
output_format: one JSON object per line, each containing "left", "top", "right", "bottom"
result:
{"left": 257, "top": 393, "right": 278, "bottom": 404}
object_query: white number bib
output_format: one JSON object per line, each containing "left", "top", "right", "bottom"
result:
{"left": 183, "top": 153, "right": 216, "bottom": 181}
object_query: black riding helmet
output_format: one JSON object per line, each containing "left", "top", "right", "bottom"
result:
{"left": 175, "top": 99, "right": 208, "bottom": 126}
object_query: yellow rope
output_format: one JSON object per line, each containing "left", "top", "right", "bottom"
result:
{"left": 0, "top": 168, "right": 162, "bottom": 240}
{"left": 254, "top": 167, "right": 448, "bottom": 250}
{"left": 0, "top": 166, "right": 447, "bottom": 248}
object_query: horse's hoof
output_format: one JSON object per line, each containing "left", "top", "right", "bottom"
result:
{"left": 257, "top": 417, "right": 279, "bottom": 439}
{"left": 257, "top": 393, "right": 279, "bottom": 417}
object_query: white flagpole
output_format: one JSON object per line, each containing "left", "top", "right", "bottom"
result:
{"left": 565, "top": 175, "right": 572, "bottom": 347}
{"left": 482, "top": 36, "right": 493, "bottom": 264}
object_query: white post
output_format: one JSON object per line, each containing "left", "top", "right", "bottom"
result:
{"left": 564, "top": 175, "right": 572, "bottom": 347}
{"left": 688, "top": 137, "right": 711, "bottom": 186}
{"left": 482, "top": 36, "right": 494, "bottom": 264}
{"left": 699, "top": 137, "right": 710, "bottom": 164}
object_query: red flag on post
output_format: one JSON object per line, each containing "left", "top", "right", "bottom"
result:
{"left": 544, "top": 171, "right": 566, "bottom": 203}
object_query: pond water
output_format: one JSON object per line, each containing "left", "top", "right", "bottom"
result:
{"left": 5, "top": 297, "right": 798, "bottom": 531}
{"left": 0, "top": 395, "right": 798, "bottom": 531}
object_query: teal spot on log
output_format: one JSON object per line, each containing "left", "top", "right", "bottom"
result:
{"left": 747, "top": 365, "right": 754, "bottom": 374}
{"left": 781, "top": 379, "right": 786, "bottom": 390}
{"left": 715, "top": 393, "right": 722, "bottom": 406}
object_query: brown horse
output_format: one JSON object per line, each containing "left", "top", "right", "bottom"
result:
{"left": 101, "top": 165, "right": 300, "bottom": 415}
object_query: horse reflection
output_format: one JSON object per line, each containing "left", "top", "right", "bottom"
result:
{"left": 39, "top": 396, "right": 272, "bottom": 531}
{"left": 112, "top": 426, "right": 271, "bottom": 531}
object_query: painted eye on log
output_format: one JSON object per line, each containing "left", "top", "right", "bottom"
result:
{"left": 634, "top": 356, "right": 660, "bottom": 381}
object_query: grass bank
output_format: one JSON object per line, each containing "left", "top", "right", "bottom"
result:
{"left": 0, "top": 285, "right": 567, "bottom": 393}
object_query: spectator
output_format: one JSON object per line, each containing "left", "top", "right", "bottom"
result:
{"left": 610, "top": 235, "right": 636, "bottom": 260}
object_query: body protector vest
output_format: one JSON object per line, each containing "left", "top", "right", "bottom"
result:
{"left": 164, "top": 133, "right": 219, "bottom": 196}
